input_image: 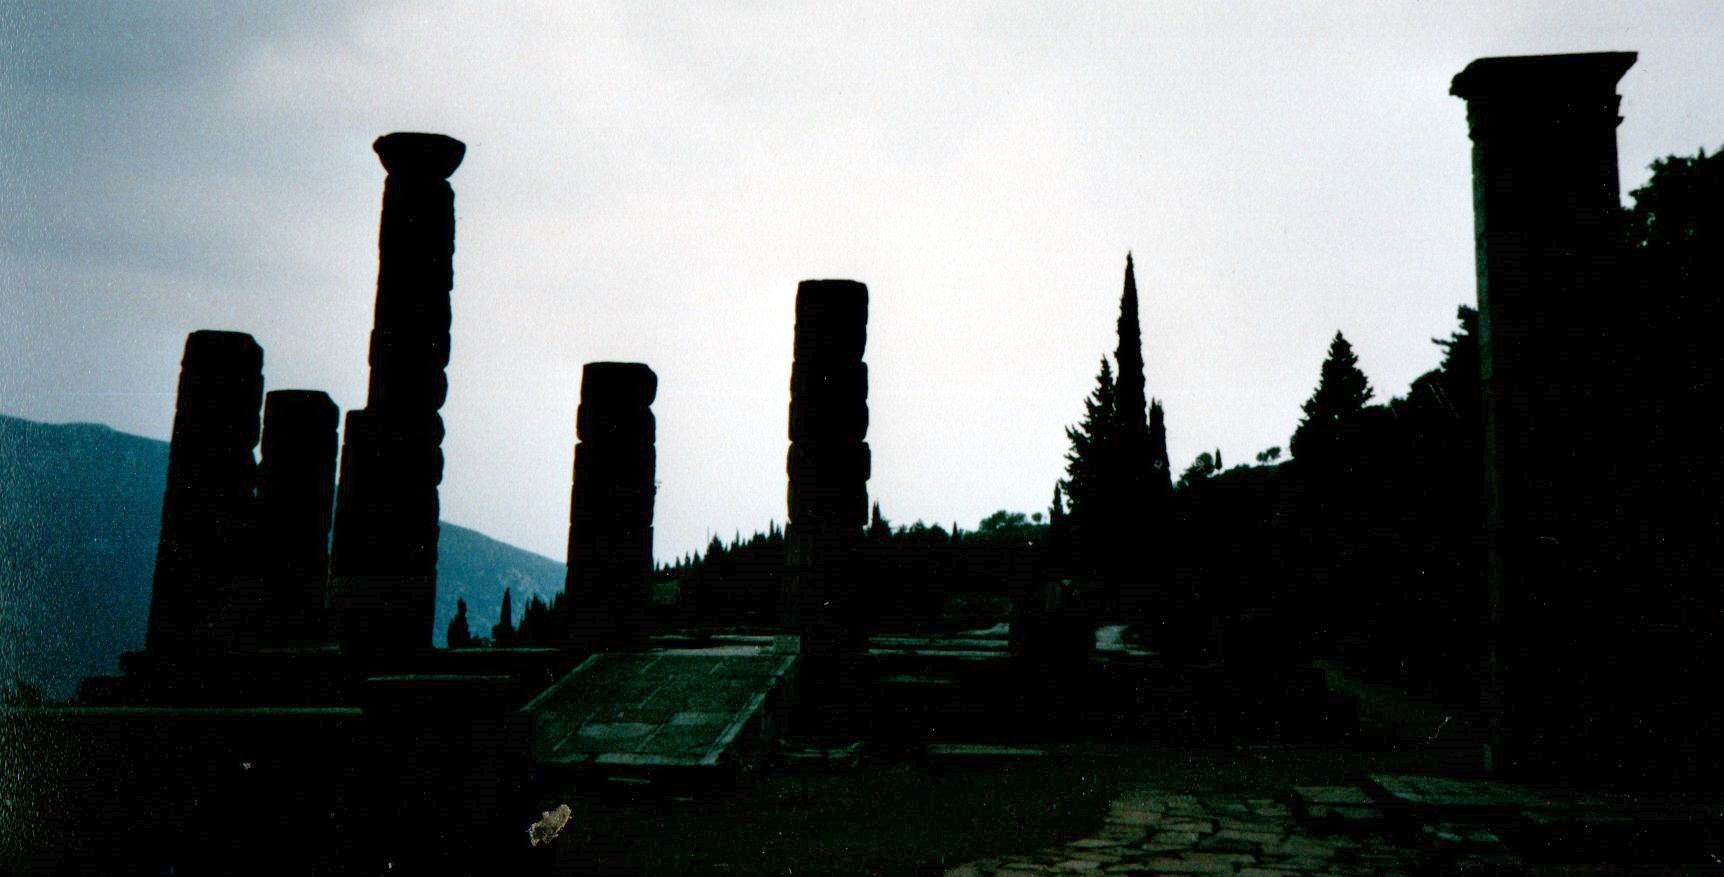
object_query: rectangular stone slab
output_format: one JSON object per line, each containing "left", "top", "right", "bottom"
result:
{"left": 522, "top": 653, "right": 795, "bottom": 770}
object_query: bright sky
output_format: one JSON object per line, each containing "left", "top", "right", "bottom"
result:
{"left": 4, "top": 3, "right": 1722, "bottom": 563}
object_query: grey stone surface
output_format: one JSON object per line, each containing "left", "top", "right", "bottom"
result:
{"left": 521, "top": 652, "right": 794, "bottom": 769}
{"left": 946, "top": 774, "right": 1681, "bottom": 876}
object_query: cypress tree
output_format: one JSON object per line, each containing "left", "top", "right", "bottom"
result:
{"left": 1047, "top": 483, "right": 1071, "bottom": 576}
{"left": 1064, "top": 357, "right": 1118, "bottom": 577}
{"left": 493, "top": 587, "right": 515, "bottom": 646}
{"left": 1291, "top": 331, "right": 1375, "bottom": 469}
{"left": 868, "top": 502, "right": 890, "bottom": 539}
{"left": 447, "top": 597, "right": 472, "bottom": 649}
{"left": 1148, "top": 399, "right": 1171, "bottom": 496}
{"left": 523, "top": 594, "right": 549, "bottom": 643}
{"left": 1114, "top": 253, "right": 1150, "bottom": 442}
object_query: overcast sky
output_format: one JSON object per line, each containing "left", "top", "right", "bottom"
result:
{"left": 4, "top": 2, "right": 1722, "bottom": 564}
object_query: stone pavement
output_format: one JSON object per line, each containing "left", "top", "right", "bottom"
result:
{"left": 947, "top": 788, "right": 1423, "bottom": 876}
{"left": 945, "top": 776, "right": 1720, "bottom": 875}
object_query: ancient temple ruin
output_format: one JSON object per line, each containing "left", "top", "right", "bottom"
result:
{"left": 30, "top": 49, "right": 1721, "bottom": 870}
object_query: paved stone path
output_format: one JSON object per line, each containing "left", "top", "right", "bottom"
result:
{"left": 946, "top": 788, "right": 1432, "bottom": 876}
{"left": 944, "top": 774, "right": 1724, "bottom": 875}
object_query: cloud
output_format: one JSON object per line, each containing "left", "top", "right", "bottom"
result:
{"left": 4, "top": 3, "right": 1724, "bottom": 562}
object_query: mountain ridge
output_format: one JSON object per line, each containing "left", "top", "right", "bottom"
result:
{"left": 0, "top": 413, "right": 566, "bottom": 698}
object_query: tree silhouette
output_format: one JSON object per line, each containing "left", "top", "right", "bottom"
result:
{"left": 492, "top": 587, "right": 515, "bottom": 646}
{"left": 520, "top": 594, "right": 550, "bottom": 643}
{"left": 446, "top": 597, "right": 472, "bottom": 649}
{"left": 1046, "top": 483, "right": 1071, "bottom": 577}
{"left": 1114, "top": 253, "right": 1150, "bottom": 444}
{"left": 1063, "top": 357, "right": 1117, "bottom": 578}
{"left": 977, "top": 510, "right": 1036, "bottom": 543}
{"left": 1177, "top": 451, "right": 1218, "bottom": 490}
{"left": 868, "top": 501, "right": 890, "bottom": 540}
{"left": 1147, "top": 399, "right": 1171, "bottom": 495}
{"left": 1290, "top": 331, "right": 1374, "bottom": 469}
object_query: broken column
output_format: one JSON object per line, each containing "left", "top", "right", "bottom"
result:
{"left": 145, "top": 330, "right": 265, "bottom": 654}
{"left": 565, "top": 363, "right": 657, "bottom": 652}
{"left": 1451, "top": 52, "right": 1636, "bottom": 777}
{"left": 255, "top": 390, "right": 339, "bottom": 646}
{"left": 330, "top": 132, "right": 464, "bottom": 657}
{"left": 784, "top": 279, "right": 871, "bottom": 731}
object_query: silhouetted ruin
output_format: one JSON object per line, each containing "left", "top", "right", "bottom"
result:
{"left": 145, "top": 330, "right": 264, "bottom": 654}
{"left": 1453, "top": 52, "right": 1638, "bottom": 779}
{"left": 256, "top": 389, "right": 339, "bottom": 647}
{"left": 17, "top": 49, "right": 1724, "bottom": 872}
{"left": 565, "top": 362, "right": 658, "bottom": 651}
{"left": 330, "top": 132, "right": 465, "bottom": 657}
{"left": 784, "top": 279, "right": 871, "bottom": 730}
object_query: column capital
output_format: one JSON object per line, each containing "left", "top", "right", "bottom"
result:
{"left": 373, "top": 132, "right": 465, "bottom": 178}
{"left": 1450, "top": 52, "right": 1636, "bottom": 101}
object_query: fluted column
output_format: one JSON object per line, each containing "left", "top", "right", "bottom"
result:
{"left": 146, "top": 330, "right": 265, "bottom": 653}
{"left": 330, "top": 132, "right": 464, "bottom": 657}
{"left": 565, "top": 363, "right": 657, "bottom": 651}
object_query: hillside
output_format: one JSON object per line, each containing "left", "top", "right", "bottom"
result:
{"left": 0, "top": 414, "right": 565, "bottom": 699}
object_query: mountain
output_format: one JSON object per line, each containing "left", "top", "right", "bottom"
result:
{"left": 0, "top": 414, "right": 565, "bottom": 699}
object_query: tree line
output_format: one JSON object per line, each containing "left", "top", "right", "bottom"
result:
{"left": 453, "top": 144, "right": 1722, "bottom": 725}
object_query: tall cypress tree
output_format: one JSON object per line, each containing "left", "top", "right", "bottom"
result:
{"left": 447, "top": 597, "right": 472, "bottom": 649}
{"left": 1110, "top": 252, "right": 1165, "bottom": 620}
{"left": 1114, "top": 253, "right": 1150, "bottom": 442}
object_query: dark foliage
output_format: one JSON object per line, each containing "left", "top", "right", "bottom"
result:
{"left": 492, "top": 587, "right": 515, "bottom": 646}
{"left": 1062, "top": 356, "right": 1118, "bottom": 556}
{"left": 1057, "top": 255, "right": 1175, "bottom": 622}
{"left": 1160, "top": 307, "right": 1485, "bottom": 700}
{"left": 1289, "top": 331, "right": 1374, "bottom": 470}
{"left": 657, "top": 509, "right": 1047, "bottom": 634}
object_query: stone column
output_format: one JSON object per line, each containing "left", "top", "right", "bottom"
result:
{"left": 330, "top": 132, "right": 464, "bottom": 657}
{"left": 565, "top": 362, "right": 657, "bottom": 652}
{"left": 784, "top": 279, "right": 871, "bottom": 731}
{"left": 146, "top": 330, "right": 265, "bottom": 654}
{"left": 256, "top": 390, "right": 339, "bottom": 646}
{"left": 1451, "top": 52, "right": 1635, "bottom": 776}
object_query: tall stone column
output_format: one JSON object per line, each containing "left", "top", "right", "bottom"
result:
{"left": 565, "top": 363, "right": 657, "bottom": 652}
{"left": 330, "top": 132, "right": 464, "bottom": 657}
{"left": 1451, "top": 52, "right": 1636, "bottom": 776}
{"left": 256, "top": 390, "right": 339, "bottom": 646}
{"left": 784, "top": 279, "right": 871, "bottom": 731}
{"left": 146, "top": 330, "right": 265, "bottom": 654}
